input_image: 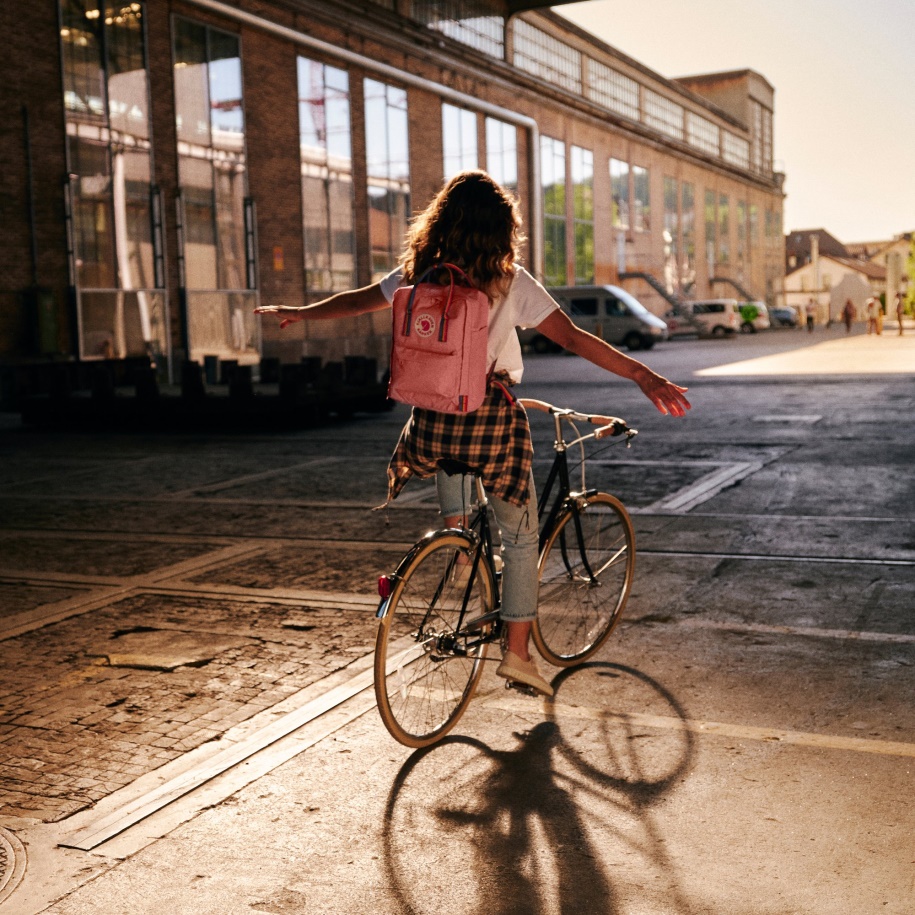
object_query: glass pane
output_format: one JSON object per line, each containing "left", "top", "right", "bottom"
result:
{"left": 543, "top": 217, "right": 566, "bottom": 287}
{"left": 485, "top": 117, "right": 517, "bottom": 191}
{"left": 61, "top": 0, "right": 106, "bottom": 126}
{"left": 174, "top": 19, "right": 210, "bottom": 146}
{"left": 633, "top": 165, "right": 650, "bottom": 232}
{"left": 208, "top": 42, "right": 244, "bottom": 150}
{"left": 610, "top": 158, "right": 629, "bottom": 229}
{"left": 79, "top": 289, "right": 168, "bottom": 362}
{"left": 106, "top": 3, "right": 149, "bottom": 139}
{"left": 185, "top": 290, "right": 259, "bottom": 363}
{"left": 574, "top": 222, "right": 594, "bottom": 284}
{"left": 303, "top": 174, "right": 330, "bottom": 290}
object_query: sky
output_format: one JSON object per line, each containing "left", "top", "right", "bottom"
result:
{"left": 555, "top": 0, "right": 915, "bottom": 244}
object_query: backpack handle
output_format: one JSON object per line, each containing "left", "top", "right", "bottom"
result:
{"left": 401, "top": 263, "right": 473, "bottom": 342}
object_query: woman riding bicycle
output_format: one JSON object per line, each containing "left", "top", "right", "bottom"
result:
{"left": 256, "top": 170, "right": 690, "bottom": 697}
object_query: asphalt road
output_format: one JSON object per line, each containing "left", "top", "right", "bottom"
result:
{"left": 2, "top": 323, "right": 914, "bottom": 914}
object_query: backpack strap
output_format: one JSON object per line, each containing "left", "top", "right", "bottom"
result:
{"left": 401, "top": 263, "right": 475, "bottom": 343}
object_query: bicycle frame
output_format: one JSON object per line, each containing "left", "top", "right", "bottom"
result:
{"left": 376, "top": 404, "right": 635, "bottom": 634}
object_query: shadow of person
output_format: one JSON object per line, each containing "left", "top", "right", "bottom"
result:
{"left": 382, "top": 663, "right": 697, "bottom": 915}
{"left": 383, "top": 724, "right": 616, "bottom": 915}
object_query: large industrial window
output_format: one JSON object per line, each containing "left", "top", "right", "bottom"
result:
{"left": 364, "top": 79, "right": 410, "bottom": 280}
{"left": 174, "top": 18, "right": 258, "bottom": 366}
{"left": 643, "top": 90, "right": 684, "bottom": 141}
{"left": 298, "top": 58, "right": 355, "bottom": 294}
{"left": 485, "top": 117, "right": 518, "bottom": 192}
{"left": 571, "top": 146, "right": 594, "bottom": 285}
{"left": 687, "top": 113, "right": 720, "bottom": 157}
{"left": 610, "top": 158, "right": 629, "bottom": 229}
{"left": 442, "top": 103, "right": 478, "bottom": 179}
{"left": 60, "top": 0, "right": 169, "bottom": 368}
{"left": 723, "top": 132, "right": 750, "bottom": 170}
{"left": 587, "top": 59, "right": 639, "bottom": 121}
{"left": 541, "top": 136, "right": 566, "bottom": 287}
{"left": 513, "top": 19, "right": 581, "bottom": 94}
{"left": 632, "top": 165, "right": 650, "bottom": 232}
{"left": 413, "top": 1, "right": 504, "bottom": 59}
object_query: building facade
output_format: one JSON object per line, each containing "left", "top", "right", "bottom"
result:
{"left": 0, "top": 0, "right": 785, "bottom": 406}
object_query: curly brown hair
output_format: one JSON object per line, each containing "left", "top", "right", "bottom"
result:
{"left": 401, "top": 170, "right": 524, "bottom": 302}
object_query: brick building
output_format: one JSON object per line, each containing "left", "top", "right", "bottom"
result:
{"left": 0, "top": 0, "right": 785, "bottom": 409}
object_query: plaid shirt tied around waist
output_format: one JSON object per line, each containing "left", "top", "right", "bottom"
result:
{"left": 386, "top": 379, "right": 534, "bottom": 508}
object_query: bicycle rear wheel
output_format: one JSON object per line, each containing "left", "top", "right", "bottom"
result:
{"left": 533, "top": 492, "right": 635, "bottom": 667}
{"left": 375, "top": 531, "right": 495, "bottom": 748}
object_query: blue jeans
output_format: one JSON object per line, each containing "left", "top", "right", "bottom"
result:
{"left": 436, "top": 470, "right": 540, "bottom": 623}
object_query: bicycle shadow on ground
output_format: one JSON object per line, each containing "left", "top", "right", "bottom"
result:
{"left": 381, "top": 662, "right": 698, "bottom": 915}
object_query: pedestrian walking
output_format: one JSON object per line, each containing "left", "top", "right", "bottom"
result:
{"left": 255, "top": 170, "right": 691, "bottom": 697}
{"left": 866, "top": 296, "right": 880, "bottom": 335}
{"left": 805, "top": 298, "right": 816, "bottom": 333}
{"left": 842, "top": 299, "right": 856, "bottom": 334}
{"left": 896, "top": 292, "right": 905, "bottom": 336}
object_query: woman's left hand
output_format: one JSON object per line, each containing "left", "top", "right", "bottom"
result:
{"left": 638, "top": 372, "right": 691, "bottom": 417}
{"left": 254, "top": 305, "right": 303, "bottom": 329}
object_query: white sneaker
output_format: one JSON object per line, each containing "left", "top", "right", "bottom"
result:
{"left": 496, "top": 650, "right": 553, "bottom": 697}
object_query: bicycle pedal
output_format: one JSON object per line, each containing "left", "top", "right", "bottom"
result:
{"left": 505, "top": 681, "right": 539, "bottom": 697}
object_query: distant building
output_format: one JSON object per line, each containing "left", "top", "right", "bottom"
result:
{"left": 1, "top": 0, "right": 786, "bottom": 411}
{"left": 784, "top": 252, "right": 885, "bottom": 322}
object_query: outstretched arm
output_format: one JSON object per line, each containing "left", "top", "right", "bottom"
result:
{"left": 534, "top": 309, "right": 691, "bottom": 417}
{"left": 255, "top": 283, "right": 390, "bottom": 328}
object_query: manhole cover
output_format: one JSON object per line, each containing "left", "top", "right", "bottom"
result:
{"left": 0, "top": 827, "right": 26, "bottom": 906}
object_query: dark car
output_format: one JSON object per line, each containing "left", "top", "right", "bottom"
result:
{"left": 770, "top": 305, "right": 799, "bottom": 327}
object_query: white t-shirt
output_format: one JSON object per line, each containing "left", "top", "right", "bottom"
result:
{"left": 379, "top": 265, "right": 559, "bottom": 383}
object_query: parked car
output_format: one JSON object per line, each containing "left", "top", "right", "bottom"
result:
{"left": 738, "top": 301, "right": 771, "bottom": 333}
{"left": 519, "top": 285, "right": 669, "bottom": 352}
{"left": 770, "top": 304, "right": 800, "bottom": 327}
{"left": 663, "top": 299, "right": 741, "bottom": 337}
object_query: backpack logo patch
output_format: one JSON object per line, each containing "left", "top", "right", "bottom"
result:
{"left": 414, "top": 313, "right": 436, "bottom": 338}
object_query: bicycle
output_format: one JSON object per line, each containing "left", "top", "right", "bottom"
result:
{"left": 373, "top": 398, "right": 638, "bottom": 748}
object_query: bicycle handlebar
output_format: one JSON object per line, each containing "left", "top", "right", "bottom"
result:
{"left": 518, "top": 398, "right": 637, "bottom": 440}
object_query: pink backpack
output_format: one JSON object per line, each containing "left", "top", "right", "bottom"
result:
{"left": 388, "top": 263, "right": 490, "bottom": 413}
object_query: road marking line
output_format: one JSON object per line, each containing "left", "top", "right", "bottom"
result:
{"left": 485, "top": 695, "right": 915, "bottom": 758}
{"left": 637, "top": 461, "right": 764, "bottom": 514}
{"left": 660, "top": 617, "right": 915, "bottom": 645}
{"left": 637, "top": 548, "right": 915, "bottom": 567}
{"left": 753, "top": 414, "right": 822, "bottom": 423}
{"left": 164, "top": 458, "right": 338, "bottom": 499}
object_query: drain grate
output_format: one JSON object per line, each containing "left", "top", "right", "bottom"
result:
{"left": 0, "top": 828, "right": 26, "bottom": 906}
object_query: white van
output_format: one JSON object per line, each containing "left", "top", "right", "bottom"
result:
{"left": 520, "top": 285, "right": 669, "bottom": 352}
{"left": 664, "top": 299, "right": 741, "bottom": 337}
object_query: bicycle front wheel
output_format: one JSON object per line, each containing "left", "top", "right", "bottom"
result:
{"left": 533, "top": 492, "right": 635, "bottom": 667}
{"left": 375, "top": 532, "right": 495, "bottom": 748}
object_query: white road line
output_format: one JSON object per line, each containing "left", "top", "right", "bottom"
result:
{"left": 163, "top": 457, "right": 340, "bottom": 499}
{"left": 637, "top": 461, "right": 764, "bottom": 514}
{"left": 638, "top": 548, "right": 915, "bottom": 567}
{"left": 486, "top": 695, "right": 915, "bottom": 758}
{"left": 637, "top": 616, "right": 915, "bottom": 645}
